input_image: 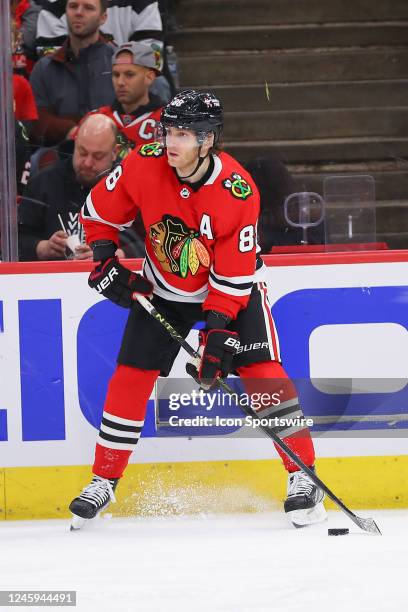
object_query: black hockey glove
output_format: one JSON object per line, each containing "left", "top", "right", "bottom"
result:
{"left": 186, "top": 311, "right": 240, "bottom": 390}
{"left": 88, "top": 240, "right": 153, "bottom": 308}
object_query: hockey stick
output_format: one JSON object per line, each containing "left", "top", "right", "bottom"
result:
{"left": 135, "top": 295, "right": 381, "bottom": 535}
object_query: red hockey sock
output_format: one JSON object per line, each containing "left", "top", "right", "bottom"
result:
{"left": 274, "top": 430, "right": 315, "bottom": 473}
{"left": 237, "top": 361, "right": 315, "bottom": 472}
{"left": 93, "top": 364, "right": 159, "bottom": 479}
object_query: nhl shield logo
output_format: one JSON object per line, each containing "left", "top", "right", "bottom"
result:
{"left": 180, "top": 187, "right": 191, "bottom": 199}
{"left": 223, "top": 173, "right": 253, "bottom": 200}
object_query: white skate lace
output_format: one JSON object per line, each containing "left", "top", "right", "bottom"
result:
{"left": 288, "top": 471, "right": 314, "bottom": 497}
{"left": 78, "top": 476, "right": 116, "bottom": 507}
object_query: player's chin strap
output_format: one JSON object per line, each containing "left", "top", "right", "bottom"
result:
{"left": 176, "top": 148, "right": 207, "bottom": 180}
{"left": 132, "top": 293, "right": 382, "bottom": 536}
{"left": 175, "top": 130, "right": 215, "bottom": 179}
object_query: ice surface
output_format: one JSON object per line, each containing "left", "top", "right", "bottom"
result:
{"left": 0, "top": 510, "right": 406, "bottom": 612}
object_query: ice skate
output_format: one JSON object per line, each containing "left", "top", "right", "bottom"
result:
{"left": 69, "top": 475, "right": 119, "bottom": 531}
{"left": 284, "top": 467, "right": 327, "bottom": 528}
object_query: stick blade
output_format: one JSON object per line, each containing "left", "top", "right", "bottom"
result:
{"left": 354, "top": 515, "right": 382, "bottom": 535}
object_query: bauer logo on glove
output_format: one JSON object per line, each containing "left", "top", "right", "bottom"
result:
{"left": 93, "top": 265, "right": 119, "bottom": 293}
{"left": 88, "top": 240, "right": 153, "bottom": 308}
{"left": 186, "top": 324, "right": 240, "bottom": 391}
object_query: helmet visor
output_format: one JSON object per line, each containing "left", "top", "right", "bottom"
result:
{"left": 154, "top": 121, "right": 211, "bottom": 148}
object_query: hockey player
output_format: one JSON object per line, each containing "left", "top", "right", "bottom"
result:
{"left": 70, "top": 89, "right": 326, "bottom": 529}
{"left": 85, "top": 41, "right": 164, "bottom": 160}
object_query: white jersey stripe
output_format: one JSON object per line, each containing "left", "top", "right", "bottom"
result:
{"left": 102, "top": 411, "right": 144, "bottom": 427}
{"left": 254, "top": 263, "right": 266, "bottom": 282}
{"left": 210, "top": 265, "right": 255, "bottom": 285}
{"left": 144, "top": 253, "right": 209, "bottom": 302}
{"left": 100, "top": 424, "right": 141, "bottom": 439}
{"left": 256, "top": 398, "right": 300, "bottom": 419}
{"left": 149, "top": 282, "right": 207, "bottom": 303}
{"left": 258, "top": 282, "right": 280, "bottom": 361}
{"left": 37, "top": 12, "right": 67, "bottom": 40}
{"left": 267, "top": 287, "right": 281, "bottom": 359}
{"left": 83, "top": 193, "right": 134, "bottom": 230}
{"left": 131, "top": 112, "right": 153, "bottom": 126}
{"left": 113, "top": 110, "right": 154, "bottom": 129}
{"left": 96, "top": 436, "right": 138, "bottom": 452}
{"left": 204, "top": 154, "right": 223, "bottom": 185}
{"left": 112, "top": 110, "right": 124, "bottom": 128}
{"left": 208, "top": 276, "right": 252, "bottom": 297}
{"left": 276, "top": 423, "right": 309, "bottom": 439}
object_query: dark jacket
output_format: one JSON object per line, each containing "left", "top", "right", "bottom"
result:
{"left": 29, "top": 36, "right": 115, "bottom": 145}
{"left": 18, "top": 154, "right": 145, "bottom": 261}
{"left": 18, "top": 156, "right": 88, "bottom": 261}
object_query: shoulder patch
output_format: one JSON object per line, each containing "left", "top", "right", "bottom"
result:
{"left": 222, "top": 172, "right": 253, "bottom": 201}
{"left": 138, "top": 142, "right": 164, "bottom": 158}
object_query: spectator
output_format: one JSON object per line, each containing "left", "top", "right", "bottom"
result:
{"left": 27, "top": 0, "right": 162, "bottom": 53}
{"left": 13, "top": 73, "right": 38, "bottom": 123}
{"left": 84, "top": 41, "right": 164, "bottom": 159}
{"left": 23, "top": 0, "right": 171, "bottom": 100}
{"left": 29, "top": 0, "right": 115, "bottom": 146}
{"left": 18, "top": 114, "right": 119, "bottom": 261}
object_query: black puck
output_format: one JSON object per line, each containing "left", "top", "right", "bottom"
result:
{"left": 328, "top": 528, "right": 349, "bottom": 536}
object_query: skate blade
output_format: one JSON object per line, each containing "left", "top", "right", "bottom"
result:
{"left": 70, "top": 514, "right": 88, "bottom": 531}
{"left": 287, "top": 501, "right": 328, "bottom": 528}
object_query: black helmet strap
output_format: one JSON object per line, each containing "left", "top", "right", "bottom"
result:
{"left": 176, "top": 143, "right": 208, "bottom": 179}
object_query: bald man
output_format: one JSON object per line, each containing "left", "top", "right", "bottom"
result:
{"left": 18, "top": 114, "right": 119, "bottom": 261}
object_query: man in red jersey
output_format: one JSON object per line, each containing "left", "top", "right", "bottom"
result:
{"left": 70, "top": 90, "right": 326, "bottom": 530}
{"left": 86, "top": 40, "right": 164, "bottom": 159}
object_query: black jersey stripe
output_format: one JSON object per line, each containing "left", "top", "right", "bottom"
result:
{"left": 145, "top": 255, "right": 207, "bottom": 298}
{"left": 130, "top": 29, "right": 163, "bottom": 41}
{"left": 101, "top": 416, "right": 142, "bottom": 433}
{"left": 81, "top": 200, "right": 91, "bottom": 220}
{"left": 144, "top": 256, "right": 173, "bottom": 293}
{"left": 98, "top": 431, "right": 140, "bottom": 445}
{"left": 36, "top": 35, "right": 67, "bottom": 48}
{"left": 108, "top": 0, "right": 158, "bottom": 10}
{"left": 209, "top": 270, "right": 253, "bottom": 291}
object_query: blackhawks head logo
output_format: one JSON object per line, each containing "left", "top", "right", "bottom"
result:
{"left": 149, "top": 215, "right": 210, "bottom": 277}
{"left": 138, "top": 142, "right": 164, "bottom": 157}
{"left": 223, "top": 172, "right": 253, "bottom": 200}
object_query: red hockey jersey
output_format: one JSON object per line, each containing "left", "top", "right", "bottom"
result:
{"left": 81, "top": 143, "right": 264, "bottom": 319}
{"left": 89, "top": 103, "right": 162, "bottom": 160}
